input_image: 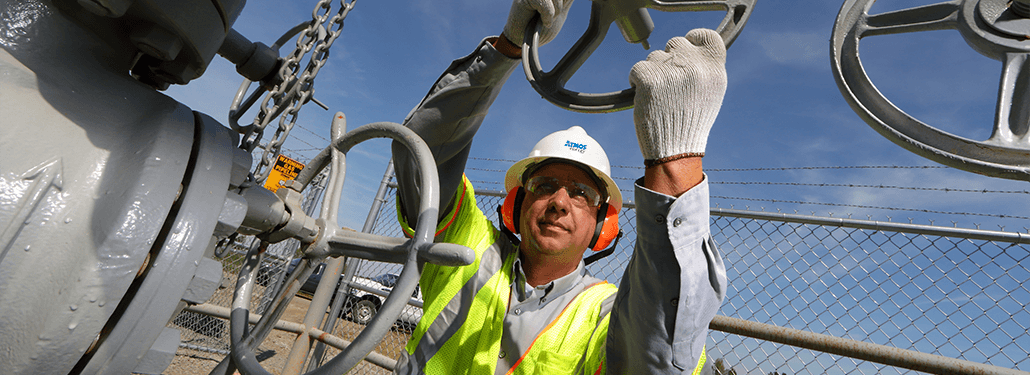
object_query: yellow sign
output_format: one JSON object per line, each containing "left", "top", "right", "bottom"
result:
{"left": 263, "top": 154, "right": 305, "bottom": 193}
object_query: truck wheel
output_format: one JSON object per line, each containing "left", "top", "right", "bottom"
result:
{"left": 351, "top": 299, "right": 378, "bottom": 325}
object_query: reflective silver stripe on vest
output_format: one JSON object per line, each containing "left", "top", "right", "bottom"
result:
{"left": 573, "top": 289, "right": 617, "bottom": 374}
{"left": 411, "top": 238, "right": 516, "bottom": 367}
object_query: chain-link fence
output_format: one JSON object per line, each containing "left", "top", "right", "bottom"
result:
{"left": 165, "top": 181, "right": 1029, "bottom": 374}
{"left": 165, "top": 236, "right": 300, "bottom": 374}
{"left": 707, "top": 209, "right": 1029, "bottom": 374}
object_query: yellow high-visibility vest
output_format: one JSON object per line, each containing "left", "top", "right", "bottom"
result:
{"left": 400, "top": 176, "right": 705, "bottom": 374}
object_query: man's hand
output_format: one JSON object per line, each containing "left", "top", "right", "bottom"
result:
{"left": 630, "top": 28, "right": 727, "bottom": 163}
{"left": 503, "top": 0, "right": 575, "bottom": 47}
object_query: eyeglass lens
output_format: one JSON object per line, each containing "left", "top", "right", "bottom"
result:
{"left": 525, "top": 176, "right": 601, "bottom": 207}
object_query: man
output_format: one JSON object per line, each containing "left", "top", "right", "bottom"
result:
{"left": 391, "top": 0, "right": 726, "bottom": 373}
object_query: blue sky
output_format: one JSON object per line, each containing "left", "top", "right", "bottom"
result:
{"left": 161, "top": 2, "right": 1029, "bottom": 372}
{"left": 167, "top": 0, "right": 1029, "bottom": 233}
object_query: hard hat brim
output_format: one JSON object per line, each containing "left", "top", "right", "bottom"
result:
{"left": 505, "top": 156, "right": 623, "bottom": 212}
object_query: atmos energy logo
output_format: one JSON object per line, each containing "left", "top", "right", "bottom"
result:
{"left": 564, "top": 140, "right": 587, "bottom": 154}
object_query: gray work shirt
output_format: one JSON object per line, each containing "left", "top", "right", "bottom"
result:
{"left": 497, "top": 258, "right": 607, "bottom": 371}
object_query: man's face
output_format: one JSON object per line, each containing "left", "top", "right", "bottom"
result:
{"left": 519, "top": 163, "right": 604, "bottom": 263}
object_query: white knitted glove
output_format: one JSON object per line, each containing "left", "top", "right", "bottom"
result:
{"left": 503, "top": 0, "right": 575, "bottom": 46}
{"left": 629, "top": 28, "right": 727, "bottom": 164}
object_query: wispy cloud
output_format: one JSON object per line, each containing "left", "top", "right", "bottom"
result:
{"left": 757, "top": 30, "right": 826, "bottom": 69}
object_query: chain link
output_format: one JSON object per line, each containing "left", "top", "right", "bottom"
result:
{"left": 241, "top": 0, "right": 356, "bottom": 182}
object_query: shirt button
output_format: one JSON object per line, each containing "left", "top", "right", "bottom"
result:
{"left": 499, "top": 350, "right": 506, "bottom": 359}
{"left": 655, "top": 214, "right": 665, "bottom": 224}
{"left": 514, "top": 308, "right": 522, "bottom": 315}
{"left": 673, "top": 218, "right": 682, "bottom": 227}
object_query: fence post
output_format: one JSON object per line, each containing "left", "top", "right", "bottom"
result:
{"left": 309, "top": 160, "right": 395, "bottom": 369}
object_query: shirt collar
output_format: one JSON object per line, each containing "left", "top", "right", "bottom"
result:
{"left": 511, "top": 253, "right": 586, "bottom": 303}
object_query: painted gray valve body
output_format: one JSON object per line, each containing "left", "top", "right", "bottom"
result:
{"left": 2, "top": 1, "right": 471, "bottom": 374}
{"left": 0, "top": 0, "right": 246, "bottom": 373}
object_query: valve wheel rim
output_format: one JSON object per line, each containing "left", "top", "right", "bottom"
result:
{"left": 522, "top": 0, "right": 756, "bottom": 113}
{"left": 228, "top": 121, "right": 441, "bottom": 375}
{"left": 831, "top": 0, "right": 1030, "bottom": 181}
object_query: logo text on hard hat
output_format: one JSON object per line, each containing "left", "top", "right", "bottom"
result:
{"left": 564, "top": 140, "right": 587, "bottom": 154}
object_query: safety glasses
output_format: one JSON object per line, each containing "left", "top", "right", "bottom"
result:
{"left": 525, "top": 176, "right": 602, "bottom": 208}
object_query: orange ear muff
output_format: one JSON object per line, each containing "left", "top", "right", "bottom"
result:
{"left": 501, "top": 187, "right": 525, "bottom": 234}
{"left": 589, "top": 203, "right": 620, "bottom": 251}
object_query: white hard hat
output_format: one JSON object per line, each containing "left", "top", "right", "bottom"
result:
{"left": 505, "top": 126, "right": 622, "bottom": 211}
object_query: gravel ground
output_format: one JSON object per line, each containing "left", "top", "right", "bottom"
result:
{"left": 164, "top": 293, "right": 410, "bottom": 374}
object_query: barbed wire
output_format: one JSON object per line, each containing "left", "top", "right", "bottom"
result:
{"left": 471, "top": 158, "right": 953, "bottom": 173}
{"left": 469, "top": 157, "right": 518, "bottom": 163}
{"left": 284, "top": 147, "right": 323, "bottom": 153}
{"left": 610, "top": 176, "right": 1027, "bottom": 195}
{"left": 619, "top": 165, "right": 950, "bottom": 171}
{"left": 295, "top": 123, "right": 331, "bottom": 143}
{"left": 467, "top": 167, "right": 508, "bottom": 173}
{"left": 288, "top": 136, "right": 321, "bottom": 151}
{"left": 711, "top": 181, "right": 1030, "bottom": 194}
{"left": 470, "top": 158, "right": 951, "bottom": 172}
{"left": 710, "top": 195, "right": 1030, "bottom": 220}
{"left": 468, "top": 160, "right": 1026, "bottom": 216}
{"left": 462, "top": 181, "right": 1026, "bottom": 219}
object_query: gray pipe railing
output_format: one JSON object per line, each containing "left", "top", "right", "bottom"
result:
{"left": 710, "top": 315, "right": 1029, "bottom": 375}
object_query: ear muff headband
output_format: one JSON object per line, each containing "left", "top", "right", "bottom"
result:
{"left": 588, "top": 202, "right": 620, "bottom": 251}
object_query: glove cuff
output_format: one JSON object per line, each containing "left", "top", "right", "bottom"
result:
{"left": 491, "top": 35, "right": 522, "bottom": 59}
{"left": 644, "top": 152, "right": 704, "bottom": 168}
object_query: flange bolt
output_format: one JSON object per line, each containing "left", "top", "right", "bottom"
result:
{"left": 1012, "top": 0, "right": 1030, "bottom": 18}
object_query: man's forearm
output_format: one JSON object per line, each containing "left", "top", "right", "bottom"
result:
{"left": 642, "top": 157, "right": 704, "bottom": 197}
{"left": 392, "top": 39, "right": 520, "bottom": 225}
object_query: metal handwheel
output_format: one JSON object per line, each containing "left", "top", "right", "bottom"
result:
{"left": 832, "top": 0, "right": 1030, "bottom": 180}
{"left": 523, "top": 0, "right": 756, "bottom": 113}
{"left": 228, "top": 121, "right": 474, "bottom": 374}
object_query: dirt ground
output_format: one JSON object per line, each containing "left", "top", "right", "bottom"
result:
{"left": 164, "top": 294, "right": 410, "bottom": 375}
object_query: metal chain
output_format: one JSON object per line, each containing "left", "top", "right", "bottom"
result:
{"left": 241, "top": 0, "right": 356, "bottom": 182}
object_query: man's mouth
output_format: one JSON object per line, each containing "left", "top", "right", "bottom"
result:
{"left": 537, "top": 220, "right": 567, "bottom": 232}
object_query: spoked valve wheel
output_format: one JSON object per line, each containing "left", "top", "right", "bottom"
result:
{"left": 523, "top": 0, "right": 756, "bottom": 113}
{"left": 832, "top": 0, "right": 1030, "bottom": 180}
{"left": 227, "top": 121, "right": 474, "bottom": 375}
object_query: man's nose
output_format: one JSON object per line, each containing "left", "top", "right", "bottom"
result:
{"left": 545, "top": 187, "right": 572, "bottom": 213}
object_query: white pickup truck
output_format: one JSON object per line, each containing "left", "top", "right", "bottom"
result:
{"left": 267, "top": 260, "right": 423, "bottom": 330}
{"left": 345, "top": 273, "right": 423, "bottom": 330}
